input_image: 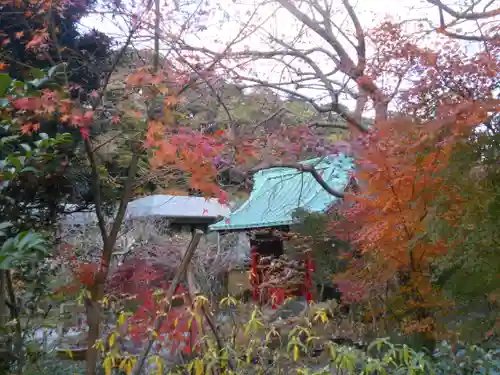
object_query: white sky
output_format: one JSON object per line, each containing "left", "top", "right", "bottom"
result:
{"left": 79, "top": 0, "right": 494, "bottom": 114}
{"left": 81, "top": 0, "right": 430, "bottom": 54}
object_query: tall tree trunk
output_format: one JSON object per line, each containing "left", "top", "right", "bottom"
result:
{"left": 0, "top": 270, "right": 6, "bottom": 327}
{"left": 398, "top": 270, "right": 436, "bottom": 352}
{"left": 84, "top": 280, "right": 106, "bottom": 375}
{"left": 85, "top": 0, "right": 159, "bottom": 370}
{"left": 0, "top": 270, "right": 10, "bottom": 372}
{"left": 6, "top": 270, "right": 23, "bottom": 374}
{"left": 85, "top": 152, "right": 139, "bottom": 375}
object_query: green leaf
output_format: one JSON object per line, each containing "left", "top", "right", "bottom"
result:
{"left": 0, "top": 255, "right": 11, "bottom": 269}
{"left": 0, "top": 223, "right": 11, "bottom": 238}
{"left": 28, "top": 68, "right": 46, "bottom": 79}
{"left": 20, "top": 166, "right": 38, "bottom": 174}
{"left": 0, "top": 98, "right": 9, "bottom": 108}
{"left": 28, "top": 77, "right": 49, "bottom": 89}
{"left": 48, "top": 63, "right": 68, "bottom": 79}
{"left": 11, "top": 80, "right": 25, "bottom": 89}
{"left": 0, "top": 222, "right": 12, "bottom": 231}
{"left": 0, "top": 170, "right": 14, "bottom": 181}
{"left": 18, "top": 232, "right": 45, "bottom": 252}
{"left": 1, "top": 135, "right": 20, "bottom": 145}
{"left": 1, "top": 237, "right": 16, "bottom": 254}
{"left": 7, "top": 155, "right": 23, "bottom": 170}
{"left": 0, "top": 73, "right": 12, "bottom": 96}
{"left": 20, "top": 143, "right": 31, "bottom": 153}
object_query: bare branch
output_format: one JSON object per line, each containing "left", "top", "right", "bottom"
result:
{"left": 249, "top": 162, "right": 345, "bottom": 198}
{"left": 426, "top": 0, "right": 500, "bottom": 20}
{"left": 426, "top": 0, "right": 499, "bottom": 42}
{"left": 232, "top": 74, "right": 368, "bottom": 133}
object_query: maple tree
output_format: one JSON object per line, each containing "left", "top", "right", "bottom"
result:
{"left": 326, "top": 15, "right": 498, "bottom": 345}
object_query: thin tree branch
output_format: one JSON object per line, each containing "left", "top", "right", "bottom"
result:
{"left": 6, "top": 270, "right": 23, "bottom": 374}
{"left": 426, "top": 0, "right": 500, "bottom": 20}
{"left": 130, "top": 230, "right": 203, "bottom": 375}
{"left": 231, "top": 74, "right": 368, "bottom": 133}
{"left": 83, "top": 139, "right": 108, "bottom": 243}
{"left": 249, "top": 162, "right": 345, "bottom": 198}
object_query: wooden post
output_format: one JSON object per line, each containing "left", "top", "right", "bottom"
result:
{"left": 57, "top": 303, "right": 65, "bottom": 338}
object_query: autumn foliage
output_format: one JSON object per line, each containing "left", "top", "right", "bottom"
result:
{"left": 330, "top": 25, "right": 499, "bottom": 334}
{"left": 1, "top": 1, "right": 500, "bottom": 373}
{"left": 109, "top": 259, "right": 199, "bottom": 356}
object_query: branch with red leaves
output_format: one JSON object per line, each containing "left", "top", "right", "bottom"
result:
{"left": 130, "top": 230, "right": 203, "bottom": 375}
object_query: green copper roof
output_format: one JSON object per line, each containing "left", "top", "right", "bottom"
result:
{"left": 209, "top": 154, "right": 354, "bottom": 231}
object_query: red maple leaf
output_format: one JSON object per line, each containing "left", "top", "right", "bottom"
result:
{"left": 20, "top": 123, "right": 40, "bottom": 135}
{"left": 13, "top": 97, "right": 40, "bottom": 111}
{"left": 217, "top": 190, "right": 229, "bottom": 205}
{"left": 80, "top": 127, "right": 89, "bottom": 139}
{"left": 25, "top": 29, "right": 49, "bottom": 50}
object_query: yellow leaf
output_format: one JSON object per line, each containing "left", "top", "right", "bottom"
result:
{"left": 293, "top": 345, "right": 300, "bottom": 361}
{"left": 194, "top": 359, "right": 204, "bottom": 375}
{"left": 93, "top": 339, "right": 105, "bottom": 352}
{"left": 109, "top": 333, "right": 115, "bottom": 348}
{"left": 119, "top": 358, "right": 128, "bottom": 371}
{"left": 155, "top": 356, "right": 164, "bottom": 375}
{"left": 118, "top": 312, "right": 126, "bottom": 326}
{"left": 126, "top": 361, "right": 133, "bottom": 374}
{"left": 103, "top": 356, "right": 113, "bottom": 375}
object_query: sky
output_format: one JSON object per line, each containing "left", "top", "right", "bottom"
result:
{"left": 79, "top": 0, "right": 493, "bottom": 114}
{"left": 80, "top": 0, "right": 429, "bottom": 52}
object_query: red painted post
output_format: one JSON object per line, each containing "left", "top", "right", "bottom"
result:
{"left": 250, "top": 246, "right": 259, "bottom": 302}
{"left": 305, "top": 251, "right": 314, "bottom": 303}
{"left": 270, "top": 287, "right": 285, "bottom": 309}
{"left": 278, "top": 288, "right": 285, "bottom": 306}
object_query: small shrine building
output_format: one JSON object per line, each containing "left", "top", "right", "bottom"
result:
{"left": 209, "top": 154, "right": 355, "bottom": 307}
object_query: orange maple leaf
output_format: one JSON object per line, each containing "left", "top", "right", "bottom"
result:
{"left": 150, "top": 72, "right": 164, "bottom": 85}
{"left": 164, "top": 96, "right": 179, "bottom": 106}
{"left": 20, "top": 122, "right": 40, "bottom": 135}
{"left": 26, "top": 29, "right": 49, "bottom": 50}
{"left": 126, "top": 70, "right": 151, "bottom": 87}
